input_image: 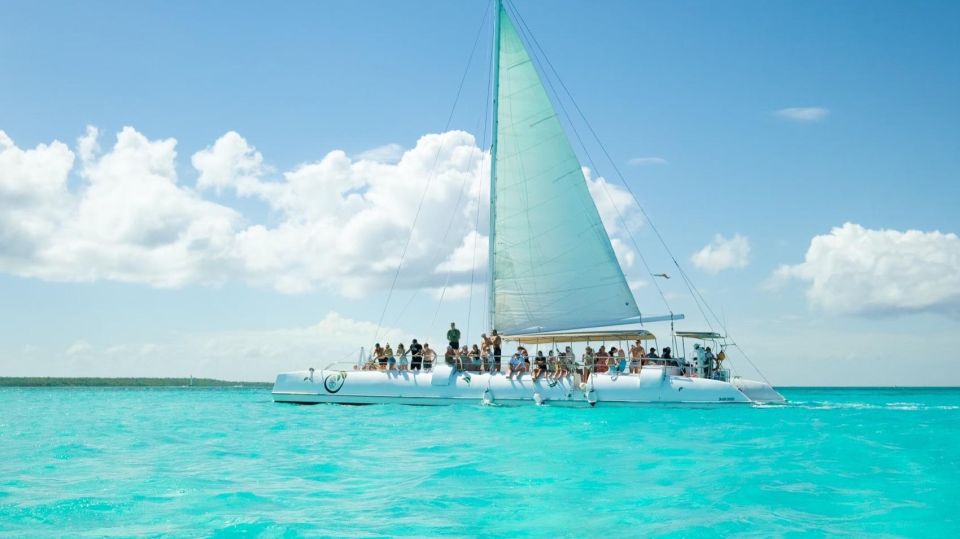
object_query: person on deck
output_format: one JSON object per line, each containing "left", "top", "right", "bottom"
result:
{"left": 459, "top": 345, "right": 470, "bottom": 370}
{"left": 409, "top": 339, "right": 423, "bottom": 371}
{"left": 480, "top": 334, "right": 491, "bottom": 370}
{"left": 559, "top": 346, "right": 574, "bottom": 379}
{"left": 595, "top": 346, "right": 610, "bottom": 373}
{"left": 648, "top": 347, "right": 659, "bottom": 359}
{"left": 471, "top": 344, "right": 482, "bottom": 372}
{"left": 704, "top": 347, "right": 716, "bottom": 379}
{"left": 662, "top": 347, "right": 672, "bottom": 359}
{"left": 445, "top": 345, "right": 457, "bottom": 368}
{"left": 694, "top": 344, "right": 706, "bottom": 378}
{"left": 581, "top": 346, "right": 595, "bottom": 384}
{"left": 547, "top": 350, "right": 559, "bottom": 380}
{"left": 491, "top": 329, "right": 503, "bottom": 372}
{"left": 630, "top": 340, "right": 645, "bottom": 373}
{"left": 373, "top": 343, "right": 386, "bottom": 371}
{"left": 447, "top": 322, "right": 461, "bottom": 350}
{"left": 422, "top": 343, "right": 436, "bottom": 370}
{"left": 716, "top": 348, "right": 726, "bottom": 370}
{"left": 384, "top": 343, "right": 396, "bottom": 371}
{"left": 507, "top": 350, "right": 525, "bottom": 379}
{"left": 607, "top": 347, "right": 620, "bottom": 373}
{"left": 396, "top": 343, "right": 408, "bottom": 371}
{"left": 532, "top": 350, "right": 547, "bottom": 380}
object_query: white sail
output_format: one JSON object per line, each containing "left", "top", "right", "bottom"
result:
{"left": 490, "top": 5, "right": 640, "bottom": 335}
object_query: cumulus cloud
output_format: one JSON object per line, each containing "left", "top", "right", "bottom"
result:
{"left": 773, "top": 223, "right": 960, "bottom": 317}
{"left": 0, "top": 127, "right": 240, "bottom": 287}
{"left": 0, "top": 126, "right": 488, "bottom": 296}
{"left": 0, "top": 126, "right": 647, "bottom": 299}
{"left": 775, "top": 107, "right": 829, "bottom": 122}
{"left": 192, "top": 130, "right": 265, "bottom": 193}
{"left": 355, "top": 143, "right": 405, "bottom": 164}
{"left": 584, "top": 167, "right": 643, "bottom": 236}
{"left": 691, "top": 233, "right": 751, "bottom": 272}
{"left": 627, "top": 156, "right": 668, "bottom": 166}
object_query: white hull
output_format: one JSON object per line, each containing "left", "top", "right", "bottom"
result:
{"left": 272, "top": 364, "right": 784, "bottom": 406}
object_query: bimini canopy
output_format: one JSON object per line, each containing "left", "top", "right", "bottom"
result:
{"left": 505, "top": 329, "right": 656, "bottom": 345}
{"left": 675, "top": 331, "right": 723, "bottom": 340}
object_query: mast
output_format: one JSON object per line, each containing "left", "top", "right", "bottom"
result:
{"left": 488, "top": 0, "right": 502, "bottom": 331}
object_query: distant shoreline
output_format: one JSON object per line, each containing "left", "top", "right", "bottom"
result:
{"left": 0, "top": 377, "right": 272, "bottom": 388}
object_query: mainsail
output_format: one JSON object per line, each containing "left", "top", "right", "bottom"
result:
{"left": 490, "top": 3, "right": 640, "bottom": 335}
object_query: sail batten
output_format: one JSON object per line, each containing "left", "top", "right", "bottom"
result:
{"left": 490, "top": 5, "right": 639, "bottom": 335}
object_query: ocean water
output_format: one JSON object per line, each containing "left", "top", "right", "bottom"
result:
{"left": 0, "top": 388, "right": 957, "bottom": 538}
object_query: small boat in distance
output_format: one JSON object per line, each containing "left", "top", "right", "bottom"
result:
{"left": 273, "top": 0, "right": 784, "bottom": 406}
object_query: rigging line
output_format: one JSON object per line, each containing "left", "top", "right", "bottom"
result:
{"left": 505, "top": 0, "right": 672, "bottom": 317}
{"left": 507, "top": 2, "right": 772, "bottom": 382}
{"left": 373, "top": 0, "right": 492, "bottom": 342}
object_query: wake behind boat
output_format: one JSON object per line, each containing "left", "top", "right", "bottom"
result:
{"left": 273, "top": 0, "right": 783, "bottom": 406}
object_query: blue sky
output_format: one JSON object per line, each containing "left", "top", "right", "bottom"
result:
{"left": 1, "top": 0, "right": 958, "bottom": 384}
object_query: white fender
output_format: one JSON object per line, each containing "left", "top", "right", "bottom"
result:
{"left": 481, "top": 388, "right": 494, "bottom": 406}
{"left": 533, "top": 392, "right": 544, "bottom": 406}
{"left": 585, "top": 389, "right": 597, "bottom": 406}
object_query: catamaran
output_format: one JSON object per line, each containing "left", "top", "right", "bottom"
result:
{"left": 272, "top": 0, "right": 784, "bottom": 406}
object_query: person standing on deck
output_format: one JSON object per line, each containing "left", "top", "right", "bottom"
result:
{"left": 447, "top": 322, "right": 461, "bottom": 350}
{"left": 384, "top": 343, "right": 396, "bottom": 371}
{"left": 373, "top": 343, "right": 386, "bottom": 371}
{"left": 704, "top": 347, "right": 716, "bottom": 379}
{"left": 409, "top": 339, "right": 423, "bottom": 371}
{"left": 694, "top": 344, "right": 706, "bottom": 378}
{"left": 396, "top": 343, "right": 408, "bottom": 372}
{"left": 491, "top": 329, "right": 503, "bottom": 373}
{"left": 630, "top": 340, "right": 645, "bottom": 373}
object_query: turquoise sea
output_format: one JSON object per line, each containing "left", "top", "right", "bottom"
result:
{"left": 1, "top": 388, "right": 958, "bottom": 538}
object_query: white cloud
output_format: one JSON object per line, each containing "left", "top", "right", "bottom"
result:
{"left": 192, "top": 130, "right": 264, "bottom": 193}
{"left": 219, "top": 130, "right": 490, "bottom": 296}
{"left": 691, "top": 233, "right": 751, "bottom": 272}
{"left": 355, "top": 143, "right": 405, "bottom": 164}
{"left": 437, "top": 230, "right": 488, "bottom": 273}
{"left": 773, "top": 223, "right": 960, "bottom": 317}
{"left": 77, "top": 125, "right": 100, "bottom": 162}
{"left": 610, "top": 237, "right": 636, "bottom": 270}
{"left": 584, "top": 167, "right": 643, "bottom": 236}
{"left": 0, "top": 127, "right": 489, "bottom": 297}
{"left": 0, "top": 126, "right": 648, "bottom": 300}
{"left": 0, "top": 130, "right": 75, "bottom": 269}
{"left": 775, "top": 107, "right": 829, "bottom": 122}
{"left": 627, "top": 156, "right": 668, "bottom": 166}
